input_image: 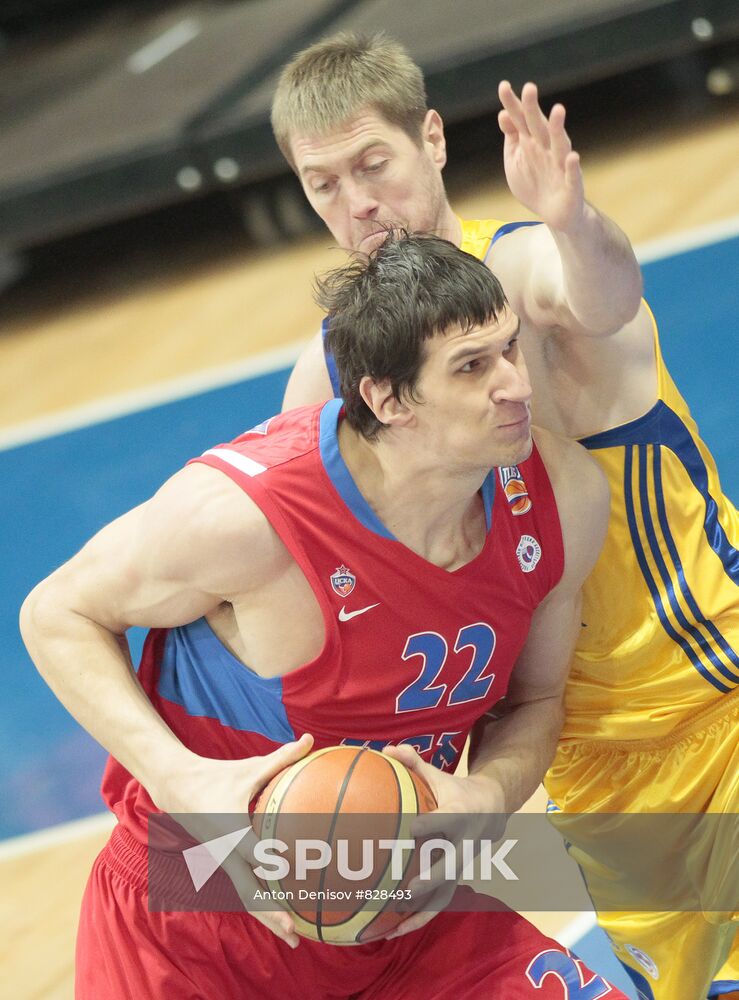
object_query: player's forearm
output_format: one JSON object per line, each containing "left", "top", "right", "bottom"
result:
{"left": 547, "top": 201, "right": 642, "bottom": 335}
{"left": 466, "top": 694, "right": 564, "bottom": 815}
{"left": 19, "top": 588, "right": 195, "bottom": 805}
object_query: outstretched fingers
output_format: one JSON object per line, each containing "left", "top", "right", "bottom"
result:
{"left": 499, "top": 81, "right": 554, "bottom": 149}
{"left": 548, "top": 102, "right": 573, "bottom": 164}
{"left": 498, "top": 108, "right": 520, "bottom": 139}
{"left": 498, "top": 80, "right": 529, "bottom": 137}
{"left": 520, "top": 82, "right": 551, "bottom": 147}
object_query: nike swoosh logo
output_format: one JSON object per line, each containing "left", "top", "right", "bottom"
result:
{"left": 338, "top": 603, "right": 380, "bottom": 622}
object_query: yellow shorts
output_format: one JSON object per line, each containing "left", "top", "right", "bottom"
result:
{"left": 545, "top": 689, "right": 739, "bottom": 999}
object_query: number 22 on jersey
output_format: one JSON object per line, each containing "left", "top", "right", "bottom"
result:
{"left": 397, "top": 622, "right": 497, "bottom": 713}
{"left": 527, "top": 950, "right": 613, "bottom": 998}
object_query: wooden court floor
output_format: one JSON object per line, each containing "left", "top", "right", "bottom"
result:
{"left": 1, "top": 89, "right": 738, "bottom": 998}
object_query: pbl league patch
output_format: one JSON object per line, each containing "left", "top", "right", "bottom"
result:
{"left": 625, "top": 944, "right": 659, "bottom": 980}
{"left": 499, "top": 465, "right": 532, "bottom": 515}
{"left": 516, "top": 535, "right": 541, "bottom": 573}
{"left": 331, "top": 565, "right": 356, "bottom": 597}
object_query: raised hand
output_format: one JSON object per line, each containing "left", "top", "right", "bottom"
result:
{"left": 498, "top": 80, "right": 585, "bottom": 231}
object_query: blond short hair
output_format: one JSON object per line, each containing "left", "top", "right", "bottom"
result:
{"left": 271, "top": 32, "right": 427, "bottom": 168}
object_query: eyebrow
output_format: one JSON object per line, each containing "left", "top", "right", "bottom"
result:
{"left": 447, "top": 319, "right": 521, "bottom": 364}
{"left": 300, "top": 141, "right": 390, "bottom": 175}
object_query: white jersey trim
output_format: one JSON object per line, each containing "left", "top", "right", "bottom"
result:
{"left": 202, "top": 447, "right": 266, "bottom": 477}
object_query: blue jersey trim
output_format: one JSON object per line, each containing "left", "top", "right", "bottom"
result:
{"left": 652, "top": 448, "right": 739, "bottom": 679}
{"left": 578, "top": 400, "right": 664, "bottom": 450}
{"left": 624, "top": 446, "right": 729, "bottom": 693}
{"left": 659, "top": 405, "right": 739, "bottom": 586}
{"left": 582, "top": 400, "right": 739, "bottom": 586}
{"left": 484, "top": 220, "right": 542, "bottom": 263}
{"left": 318, "top": 399, "right": 496, "bottom": 537}
{"left": 322, "top": 318, "right": 341, "bottom": 398}
{"left": 709, "top": 981, "right": 739, "bottom": 997}
{"left": 157, "top": 619, "right": 296, "bottom": 741}
{"left": 480, "top": 471, "right": 495, "bottom": 531}
{"left": 639, "top": 447, "right": 739, "bottom": 685}
{"left": 618, "top": 960, "right": 656, "bottom": 1000}
{"left": 319, "top": 398, "right": 396, "bottom": 540}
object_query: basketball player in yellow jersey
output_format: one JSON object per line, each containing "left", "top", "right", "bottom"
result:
{"left": 273, "top": 33, "right": 738, "bottom": 1000}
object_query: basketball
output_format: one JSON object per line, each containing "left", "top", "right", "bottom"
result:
{"left": 251, "top": 745, "right": 437, "bottom": 945}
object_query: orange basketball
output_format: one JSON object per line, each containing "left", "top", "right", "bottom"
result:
{"left": 251, "top": 745, "right": 437, "bottom": 945}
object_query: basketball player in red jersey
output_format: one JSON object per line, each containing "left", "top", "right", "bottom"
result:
{"left": 21, "top": 234, "right": 626, "bottom": 998}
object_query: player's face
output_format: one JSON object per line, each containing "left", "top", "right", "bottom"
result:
{"left": 410, "top": 309, "right": 533, "bottom": 470}
{"left": 290, "top": 109, "right": 449, "bottom": 252}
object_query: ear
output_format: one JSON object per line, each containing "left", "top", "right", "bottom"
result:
{"left": 359, "top": 377, "right": 415, "bottom": 430}
{"left": 422, "top": 109, "right": 447, "bottom": 169}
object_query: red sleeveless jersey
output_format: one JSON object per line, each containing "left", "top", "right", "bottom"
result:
{"left": 102, "top": 401, "right": 563, "bottom": 840}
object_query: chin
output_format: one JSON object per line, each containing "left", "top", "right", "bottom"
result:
{"left": 506, "top": 433, "right": 533, "bottom": 467}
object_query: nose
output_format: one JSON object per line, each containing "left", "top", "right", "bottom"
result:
{"left": 491, "top": 358, "right": 532, "bottom": 405}
{"left": 345, "top": 178, "right": 380, "bottom": 220}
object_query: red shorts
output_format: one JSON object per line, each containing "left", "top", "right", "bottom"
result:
{"left": 76, "top": 824, "right": 628, "bottom": 1000}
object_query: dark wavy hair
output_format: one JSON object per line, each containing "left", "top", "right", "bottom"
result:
{"left": 316, "top": 229, "right": 507, "bottom": 438}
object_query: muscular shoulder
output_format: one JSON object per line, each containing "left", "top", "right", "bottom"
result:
{"left": 139, "top": 463, "right": 291, "bottom": 596}
{"left": 532, "top": 426, "right": 609, "bottom": 590}
{"left": 486, "top": 224, "right": 555, "bottom": 321}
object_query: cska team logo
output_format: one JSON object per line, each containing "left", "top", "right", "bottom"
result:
{"left": 498, "top": 465, "right": 532, "bottom": 515}
{"left": 330, "top": 565, "right": 356, "bottom": 597}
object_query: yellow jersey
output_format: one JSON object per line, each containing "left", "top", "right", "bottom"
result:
{"left": 461, "top": 218, "right": 739, "bottom": 742}
{"left": 459, "top": 216, "right": 539, "bottom": 261}
{"left": 568, "top": 301, "right": 738, "bottom": 740}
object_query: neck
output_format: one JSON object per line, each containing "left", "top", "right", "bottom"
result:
{"left": 436, "top": 205, "right": 463, "bottom": 247}
{"left": 338, "top": 422, "right": 488, "bottom": 570}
